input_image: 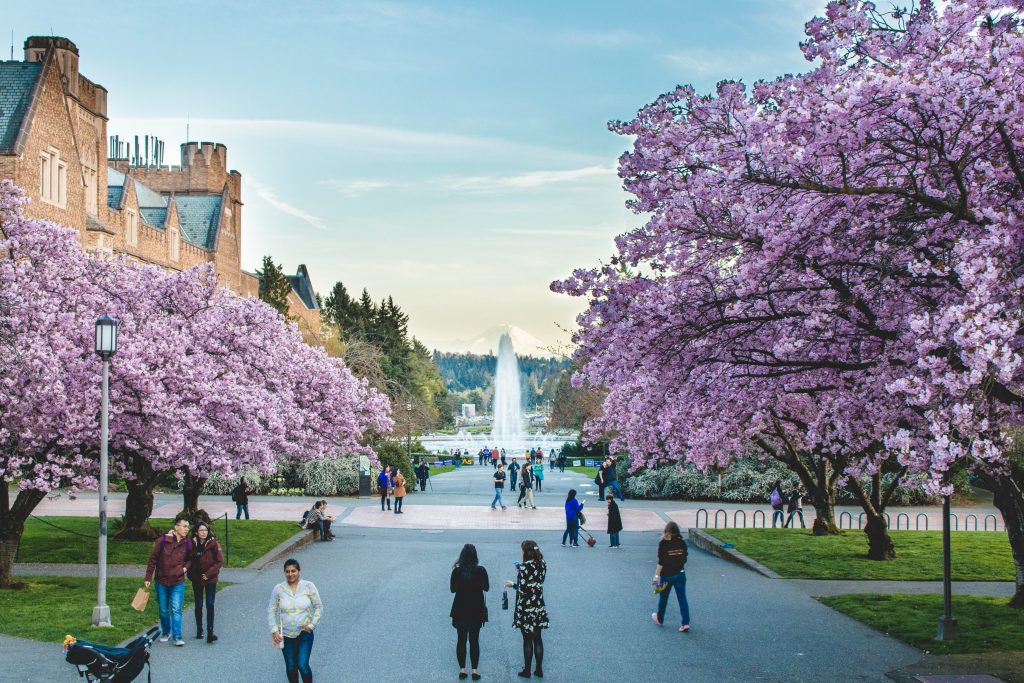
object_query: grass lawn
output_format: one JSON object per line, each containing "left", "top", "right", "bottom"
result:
{"left": 818, "top": 594, "right": 1024, "bottom": 655}
{"left": 567, "top": 466, "right": 599, "bottom": 479}
{"left": 707, "top": 528, "right": 1015, "bottom": 581}
{"left": 18, "top": 517, "right": 302, "bottom": 568}
{"left": 429, "top": 465, "right": 456, "bottom": 475}
{"left": 0, "top": 576, "right": 196, "bottom": 645}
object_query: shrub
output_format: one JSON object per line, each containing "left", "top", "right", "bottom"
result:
{"left": 296, "top": 456, "right": 360, "bottom": 497}
{"left": 202, "top": 467, "right": 273, "bottom": 495}
{"left": 374, "top": 441, "right": 415, "bottom": 491}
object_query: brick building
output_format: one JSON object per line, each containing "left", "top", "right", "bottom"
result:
{"left": 0, "top": 36, "right": 320, "bottom": 335}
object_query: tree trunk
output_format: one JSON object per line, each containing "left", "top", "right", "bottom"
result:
{"left": 811, "top": 495, "right": 839, "bottom": 535}
{"left": 0, "top": 488, "right": 46, "bottom": 588}
{"left": 982, "top": 467, "right": 1024, "bottom": 608}
{"left": 116, "top": 477, "right": 159, "bottom": 541}
{"left": 181, "top": 473, "right": 210, "bottom": 524}
{"left": 863, "top": 512, "right": 896, "bottom": 560}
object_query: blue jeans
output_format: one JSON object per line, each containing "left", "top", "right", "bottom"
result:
{"left": 562, "top": 518, "right": 579, "bottom": 545}
{"left": 236, "top": 503, "right": 249, "bottom": 520}
{"left": 606, "top": 480, "right": 625, "bottom": 501}
{"left": 155, "top": 581, "right": 185, "bottom": 639}
{"left": 491, "top": 488, "right": 505, "bottom": 508}
{"left": 656, "top": 572, "right": 690, "bottom": 626}
{"left": 771, "top": 506, "right": 785, "bottom": 527}
{"left": 609, "top": 531, "right": 620, "bottom": 546}
{"left": 282, "top": 630, "right": 314, "bottom": 679}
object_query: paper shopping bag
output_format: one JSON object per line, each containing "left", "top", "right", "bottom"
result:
{"left": 131, "top": 587, "right": 149, "bottom": 612}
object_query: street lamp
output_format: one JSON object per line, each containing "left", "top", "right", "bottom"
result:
{"left": 936, "top": 492, "right": 958, "bottom": 640}
{"left": 406, "top": 402, "right": 413, "bottom": 463}
{"left": 92, "top": 315, "right": 118, "bottom": 628}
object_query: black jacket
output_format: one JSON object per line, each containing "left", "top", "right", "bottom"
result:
{"left": 606, "top": 500, "right": 623, "bottom": 534}
{"left": 450, "top": 565, "right": 489, "bottom": 625}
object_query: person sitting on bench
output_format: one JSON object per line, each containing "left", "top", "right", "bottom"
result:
{"left": 303, "top": 501, "right": 335, "bottom": 541}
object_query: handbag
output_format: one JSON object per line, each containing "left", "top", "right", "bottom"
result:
{"left": 502, "top": 590, "right": 509, "bottom": 610}
{"left": 131, "top": 586, "right": 149, "bottom": 612}
{"left": 577, "top": 510, "right": 587, "bottom": 525}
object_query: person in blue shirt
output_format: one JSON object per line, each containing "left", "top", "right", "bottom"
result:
{"left": 377, "top": 465, "right": 393, "bottom": 511}
{"left": 562, "top": 490, "right": 584, "bottom": 547}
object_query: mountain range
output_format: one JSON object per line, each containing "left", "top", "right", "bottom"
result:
{"left": 432, "top": 325, "right": 559, "bottom": 358}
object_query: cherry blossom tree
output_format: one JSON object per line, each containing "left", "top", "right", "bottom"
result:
{"left": 555, "top": 0, "right": 1024, "bottom": 600}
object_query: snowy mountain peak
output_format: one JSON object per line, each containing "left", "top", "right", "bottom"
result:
{"left": 437, "top": 325, "right": 556, "bottom": 357}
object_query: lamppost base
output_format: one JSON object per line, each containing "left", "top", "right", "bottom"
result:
{"left": 91, "top": 605, "right": 113, "bottom": 628}
{"left": 936, "top": 615, "right": 958, "bottom": 641}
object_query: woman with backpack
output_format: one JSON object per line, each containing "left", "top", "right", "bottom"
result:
{"left": 505, "top": 540, "right": 548, "bottom": 678}
{"left": 450, "top": 543, "right": 489, "bottom": 681}
{"left": 769, "top": 480, "right": 787, "bottom": 528}
{"left": 188, "top": 521, "right": 223, "bottom": 643}
{"left": 562, "top": 490, "right": 584, "bottom": 547}
{"left": 651, "top": 521, "right": 690, "bottom": 632}
{"left": 784, "top": 483, "right": 806, "bottom": 529}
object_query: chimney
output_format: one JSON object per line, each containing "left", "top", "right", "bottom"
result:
{"left": 24, "top": 36, "right": 79, "bottom": 97}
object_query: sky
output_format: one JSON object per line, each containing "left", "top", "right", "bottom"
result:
{"left": 7, "top": 0, "right": 828, "bottom": 353}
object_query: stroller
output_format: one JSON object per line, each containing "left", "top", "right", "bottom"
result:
{"left": 65, "top": 626, "right": 160, "bottom": 682}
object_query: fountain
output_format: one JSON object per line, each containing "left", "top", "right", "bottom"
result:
{"left": 491, "top": 332, "right": 524, "bottom": 447}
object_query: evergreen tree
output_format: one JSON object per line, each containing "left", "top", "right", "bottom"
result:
{"left": 256, "top": 255, "right": 292, "bottom": 318}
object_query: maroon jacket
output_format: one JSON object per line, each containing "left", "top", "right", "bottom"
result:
{"left": 187, "top": 537, "right": 224, "bottom": 585}
{"left": 145, "top": 534, "right": 192, "bottom": 586}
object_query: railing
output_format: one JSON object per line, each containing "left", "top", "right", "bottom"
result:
{"left": 693, "top": 507, "right": 1001, "bottom": 531}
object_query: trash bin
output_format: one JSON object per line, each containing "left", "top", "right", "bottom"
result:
{"left": 359, "top": 473, "right": 371, "bottom": 497}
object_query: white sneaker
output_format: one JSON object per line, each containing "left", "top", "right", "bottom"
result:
{"left": 174, "top": 639, "right": 185, "bottom": 647}
{"left": 158, "top": 635, "right": 170, "bottom": 643}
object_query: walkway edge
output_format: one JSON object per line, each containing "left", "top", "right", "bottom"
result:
{"left": 250, "top": 528, "right": 319, "bottom": 571}
{"left": 688, "top": 528, "right": 782, "bottom": 579}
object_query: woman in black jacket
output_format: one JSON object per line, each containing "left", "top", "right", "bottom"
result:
{"left": 188, "top": 521, "right": 224, "bottom": 643}
{"left": 450, "top": 543, "right": 489, "bottom": 681}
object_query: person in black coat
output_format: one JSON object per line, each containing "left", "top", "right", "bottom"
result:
{"left": 450, "top": 543, "right": 489, "bottom": 681}
{"left": 452, "top": 544, "right": 491, "bottom": 679}
{"left": 606, "top": 494, "right": 623, "bottom": 547}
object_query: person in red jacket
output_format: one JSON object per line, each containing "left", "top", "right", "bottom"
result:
{"left": 144, "top": 515, "right": 192, "bottom": 646}
{"left": 188, "top": 521, "right": 224, "bottom": 643}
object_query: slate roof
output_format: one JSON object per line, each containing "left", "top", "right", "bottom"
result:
{"left": 0, "top": 61, "right": 42, "bottom": 150}
{"left": 107, "top": 167, "right": 126, "bottom": 209}
{"left": 139, "top": 207, "right": 167, "bottom": 227}
{"left": 174, "top": 195, "right": 222, "bottom": 250}
{"left": 287, "top": 265, "right": 319, "bottom": 310}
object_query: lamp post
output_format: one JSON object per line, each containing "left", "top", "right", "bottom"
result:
{"left": 406, "top": 402, "right": 413, "bottom": 463}
{"left": 936, "top": 492, "right": 958, "bottom": 640}
{"left": 92, "top": 315, "right": 118, "bottom": 628}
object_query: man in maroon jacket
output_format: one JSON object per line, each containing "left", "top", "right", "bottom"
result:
{"left": 144, "top": 515, "right": 192, "bottom": 646}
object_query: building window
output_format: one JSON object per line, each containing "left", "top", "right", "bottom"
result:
{"left": 169, "top": 228, "right": 180, "bottom": 261}
{"left": 39, "top": 149, "right": 67, "bottom": 207}
{"left": 126, "top": 210, "right": 138, "bottom": 247}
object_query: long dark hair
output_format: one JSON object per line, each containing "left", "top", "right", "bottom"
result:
{"left": 566, "top": 489, "right": 577, "bottom": 501}
{"left": 521, "top": 539, "right": 543, "bottom": 564}
{"left": 455, "top": 543, "right": 479, "bottom": 569}
{"left": 192, "top": 521, "right": 216, "bottom": 543}
{"left": 663, "top": 521, "right": 682, "bottom": 540}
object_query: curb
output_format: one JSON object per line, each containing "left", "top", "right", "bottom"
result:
{"left": 687, "top": 528, "right": 782, "bottom": 579}
{"left": 250, "top": 528, "right": 320, "bottom": 571}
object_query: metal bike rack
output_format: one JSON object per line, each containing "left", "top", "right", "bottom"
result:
{"left": 714, "top": 509, "right": 728, "bottom": 529}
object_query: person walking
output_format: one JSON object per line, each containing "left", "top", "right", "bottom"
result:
{"left": 562, "top": 490, "right": 584, "bottom": 547}
{"left": 596, "top": 461, "right": 607, "bottom": 500}
{"left": 378, "top": 465, "right": 393, "bottom": 511}
{"left": 605, "top": 456, "right": 625, "bottom": 501}
{"left": 651, "top": 521, "right": 690, "bottom": 632}
{"left": 417, "top": 461, "right": 430, "bottom": 492}
{"left": 501, "top": 449, "right": 507, "bottom": 468}
{"left": 231, "top": 477, "right": 252, "bottom": 520}
{"left": 144, "top": 515, "right": 192, "bottom": 646}
{"left": 450, "top": 544, "right": 489, "bottom": 681}
{"left": 393, "top": 468, "right": 407, "bottom": 514}
{"left": 268, "top": 559, "right": 322, "bottom": 683}
{"left": 557, "top": 450, "right": 565, "bottom": 473}
{"left": 509, "top": 457, "right": 519, "bottom": 491}
{"left": 532, "top": 460, "right": 544, "bottom": 493}
{"left": 769, "top": 480, "right": 787, "bottom": 527}
{"left": 506, "top": 540, "right": 548, "bottom": 679}
{"left": 188, "top": 521, "right": 223, "bottom": 643}
{"left": 491, "top": 447, "right": 500, "bottom": 470}
{"left": 491, "top": 463, "right": 507, "bottom": 510}
{"left": 784, "top": 483, "right": 806, "bottom": 529}
{"left": 606, "top": 494, "right": 623, "bottom": 548}
{"left": 518, "top": 462, "right": 535, "bottom": 509}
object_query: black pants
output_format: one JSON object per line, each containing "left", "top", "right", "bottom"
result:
{"left": 455, "top": 623, "right": 482, "bottom": 669}
{"left": 520, "top": 628, "right": 543, "bottom": 671}
{"left": 394, "top": 496, "right": 403, "bottom": 513}
{"left": 191, "top": 581, "right": 216, "bottom": 636}
{"left": 381, "top": 489, "right": 390, "bottom": 510}
{"left": 418, "top": 478, "right": 427, "bottom": 491}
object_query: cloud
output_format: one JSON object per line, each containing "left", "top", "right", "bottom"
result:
{"left": 247, "top": 178, "right": 328, "bottom": 231}
{"left": 440, "top": 165, "right": 616, "bottom": 193}
{"left": 663, "top": 48, "right": 752, "bottom": 77}
{"left": 318, "top": 179, "right": 394, "bottom": 196}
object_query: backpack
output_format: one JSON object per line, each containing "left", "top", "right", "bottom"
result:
{"left": 230, "top": 485, "right": 240, "bottom": 503}
{"left": 770, "top": 489, "right": 782, "bottom": 507}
